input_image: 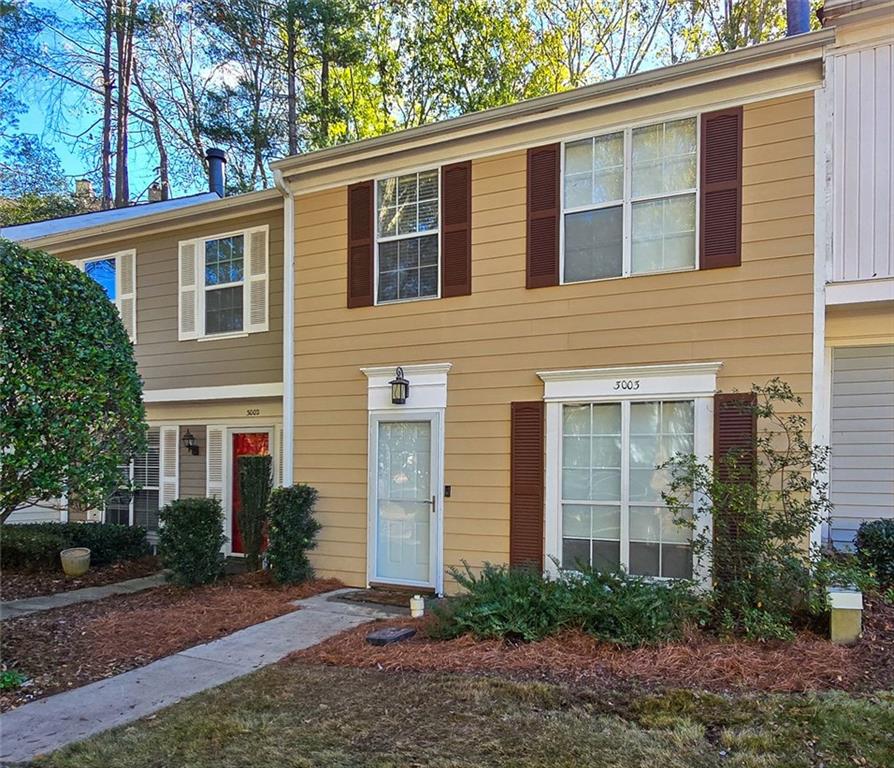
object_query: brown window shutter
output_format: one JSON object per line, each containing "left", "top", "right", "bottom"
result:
{"left": 714, "top": 392, "right": 757, "bottom": 483}
{"left": 440, "top": 161, "right": 472, "bottom": 297}
{"left": 526, "top": 144, "right": 560, "bottom": 288}
{"left": 347, "top": 180, "right": 374, "bottom": 307}
{"left": 510, "top": 401, "right": 545, "bottom": 569}
{"left": 700, "top": 107, "right": 743, "bottom": 269}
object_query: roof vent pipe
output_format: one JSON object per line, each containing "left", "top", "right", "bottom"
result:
{"left": 786, "top": 0, "right": 810, "bottom": 35}
{"left": 206, "top": 148, "right": 227, "bottom": 197}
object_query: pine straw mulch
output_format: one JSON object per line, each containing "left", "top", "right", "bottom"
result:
{"left": 0, "top": 573, "right": 343, "bottom": 712}
{"left": 1, "top": 556, "right": 162, "bottom": 602}
{"left": 292, "top": 595, "right": 894, "bottom": 695}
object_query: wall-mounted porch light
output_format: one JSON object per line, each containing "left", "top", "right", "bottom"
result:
{"left": 389, "top": 367, "right": 409, "bottom": 405}
{"left": 182, "top": 429, "right": 200, "bottom": 456}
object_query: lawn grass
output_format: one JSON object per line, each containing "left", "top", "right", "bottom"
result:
{"left": 34, "top": 664, "right": 893, "bottom": 768}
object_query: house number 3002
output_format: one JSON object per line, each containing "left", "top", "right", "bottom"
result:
{"left": 246, "top": 408, "right": 260, "bottom": 416}
{"left": 614, "top": 379, "right": 641, "bottom": 391}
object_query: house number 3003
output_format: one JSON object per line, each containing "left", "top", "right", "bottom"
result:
{"left": 614, "top": 379, "right": 641, "bottom": 391}
{"left": 246, "top": 408, "right": 260, "bottom": 416}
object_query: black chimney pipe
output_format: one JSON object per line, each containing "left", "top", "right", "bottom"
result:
{"left": 206, "top": 148, "right": 227, "bottom": 197}
{"left": 786, "top": 0, "right": 810, "bottom": 36}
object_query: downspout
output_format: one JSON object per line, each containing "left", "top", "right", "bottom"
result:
{"left": 274, "top": 168, "right": 295, "bottom": 487}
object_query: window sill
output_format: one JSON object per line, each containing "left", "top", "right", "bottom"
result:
{"left": 560, "top": 265, "right": 697, "bottom": 286}
{"left": 195, "top": 332, "right": 250, "bottom": 343}
{"left": 374, "top": 294, "right": 441, "bottom": 307}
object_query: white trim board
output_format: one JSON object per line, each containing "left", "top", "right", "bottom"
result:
{"left": 537, "top": 362, "right": 723, "bottom": 402}
{"left": 143, "top": 383, "right": 283, "bottom": 403}
{"left": 361, "top": 363, "right": 452, "bottom": 411}
{"left": 826, "top": 278, "right": 894, "bottom": 306}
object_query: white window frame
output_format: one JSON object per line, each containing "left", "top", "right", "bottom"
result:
{"left": 539, "top": 363, "right": 721, "bottom": 585}
{"left": 199, "top": 229, "right": 248, "bottom": 339}
{"left": 78, "top": 250, "right": 135, "bottom": 340}
{"left": 373, "top": 166, "right": 441, "bottom": 306}
{"left": 181, "top": 226, "right": 268, "bottom": 341}
{"left": 559, "top": 114, "right": 701, "bottom": 284}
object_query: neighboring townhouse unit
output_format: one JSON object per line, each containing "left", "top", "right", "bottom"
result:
{"left": 815, "top": 0, "right": 894, "bottom": 548}
{"left": 2, "top": 160, "right": 286, "bottom": 553}
{"left": 272, "top": 30, "right": 835, "bottom": 592}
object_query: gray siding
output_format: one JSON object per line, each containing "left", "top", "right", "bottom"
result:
{"left": 829, "top": 344, "right": 894, "bottom": 547}
{"left": 179, "top": 425, "right": 207, "bottom": 499}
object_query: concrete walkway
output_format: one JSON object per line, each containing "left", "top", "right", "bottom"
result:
{"left": 0, "top": 589, "right": 398, "bottom": 765}
{"left": 0, "top": 573, "right": 167, "bottom": 620}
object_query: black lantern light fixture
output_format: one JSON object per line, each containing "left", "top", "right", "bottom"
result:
{"left": 181, "top": 429, "right": 200, "bottom": 456}
{"left": 389, "top": 367, "right": 409, "bottom": 405}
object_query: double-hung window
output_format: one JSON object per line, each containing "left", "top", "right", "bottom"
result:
{"left": 559, "top": 399, "right": 695, "bottom": 579}
{"left": 79, "top": 250, "right": 137, "bottom": 341}
{"left": 563, "top": 117, "right": 698, "bottom": 282}
{"left": 204, "top": 234, "right": 245, "bottom": 334}
{"left": 178, "top": 227, "right": 268, "bottom": 341}
{"left": 375, "top": 169, "right": 439, "bottom": 303}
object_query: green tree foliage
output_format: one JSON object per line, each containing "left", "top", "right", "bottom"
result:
{"left": 661, "top": 380, "right": 831, "bottom": 641}
{"left": 3, "top": 0, "right": 812, "bottom": 196}
{"left": 236, "top": 454, "right": 273, "bottom": 571}
{"left": 267, "top": 484, "right": 321, "bottom": 583}
{"left": 0, "top": 240, "right": 146, "bottom": 522}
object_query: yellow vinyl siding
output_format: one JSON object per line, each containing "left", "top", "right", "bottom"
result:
{"left": 292, "top": 92, "right": 816, "bottom": 588}
{"left": 56, "top": 210, "right": 284, "bottom": 392}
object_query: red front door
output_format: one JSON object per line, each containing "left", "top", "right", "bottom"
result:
{"left": 231, "top": 432, "right": 270, "bottom": 554}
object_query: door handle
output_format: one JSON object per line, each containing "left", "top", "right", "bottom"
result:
{"left": 424, "top": 495, "right": 436, "bottom": 513}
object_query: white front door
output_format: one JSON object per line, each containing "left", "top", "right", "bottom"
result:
{"left": 370, "top": 413, "right": 440, "bottom": 587}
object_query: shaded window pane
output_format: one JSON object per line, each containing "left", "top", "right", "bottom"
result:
{"left": 205, "top": 285, "right": 244, "bottom": 334}
{"left": 630, "top": 542, "right": 660, "bottom": 576}
{"left": 133, "top": 489, "right": 160, "bottom": 532}
{"left": 84, "top": 258, "right": 116, "bottom": 301}
{"left": 662, "top": 544, "right": 692, "bottom": 579}
{"left": 593, "top": 540, "right": 621, "bottom": 573}
{"left": 564, "top": 207, "right": 622, "bottom": 282}
{"left": 562, "top": 537, "right": 591, "bottom": 570}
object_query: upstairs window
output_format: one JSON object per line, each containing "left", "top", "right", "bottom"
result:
{"left": 178, "top": 227, "right": 268, "bottom": 341}
{"left": 562, "top": 117, "right": 697, "bottom": 283}
{"left": 79, "top": 251, "right": 136, "bottom": 342}
{"left": 204, "top": 234, "right": 245, "bottom": 334}
{"left": 375, "top": 169, "right": 439, "bottom": 303}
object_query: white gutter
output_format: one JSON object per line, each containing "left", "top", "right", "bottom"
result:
{"left": 274, "top": 168, "right": 295, "bottom": 487}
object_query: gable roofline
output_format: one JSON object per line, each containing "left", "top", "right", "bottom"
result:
{"left": 272, "top": 29, "right": 835, "bottom": 183}
{"left": 1, "top": 188, "right": 282, "bottom": 252}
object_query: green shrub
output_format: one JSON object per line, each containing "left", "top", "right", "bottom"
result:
{"left": 662, "top": 380, "right": 831, "bottom": 641}
{"left": 430, "top": 562, "right": 708, "bottom": 647}
{"left": 814, "top": 550, "right": 879, "bottom": 595}
{"left": 855, "top": 519, "right": 894, "bottom": 588}
{"left": 267, "top": 484, "right": 321, "bottom": 584}
{"left": 0, "top": 522, "right": 148, "bottom": 570}
{"left": 237, "top": 455, "right": 272, "bottom": 572}
{"left": 158, "top": 498, "right": 226, "bottom": 586}
{"left": 0, "top": 527, "right": 69, "bottom": 570}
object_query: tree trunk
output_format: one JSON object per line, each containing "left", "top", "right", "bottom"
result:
{"left": 101, "top": 0, "right": 114, "bottom": 210}
{"left": 114, "top": 0, "right": 138, "bottom": 208}
{"left": 133, "top": 60, "right": 170, "bottom": 200}
{"left": 320, "top": 52, "right": 329, "bottom": 147}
